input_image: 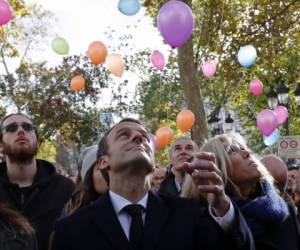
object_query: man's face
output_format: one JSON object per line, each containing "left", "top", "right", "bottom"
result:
{"left": 152, "top": 168, "right": 166, "bottom": 190}
{"left": 1, "top": 115, "right": 38, "bottom": 163}
{"left": 287, "top": 169, "right": 299, "bottom": 191}
{"left": 170, "top": 138, "right": 196, "bottom": 171}
{"left": 103, "top": 121, "right": 154, "bottom": 176}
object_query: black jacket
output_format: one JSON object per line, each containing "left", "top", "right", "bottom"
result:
{"left": 0, "top": 160, "right": 74, "bottom": 250}
{"left": 159, "top": 170, "right": 180, "bottom": 196}
{"left": 52, "top": 190, "right": 254, "bottom": 250}
{"left": 0, "top": 217, "right": 37, "bottom": 250}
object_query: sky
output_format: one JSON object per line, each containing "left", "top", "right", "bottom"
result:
{"left": 24, "top": 0, "right": 170, "bottom": 117}
{"left": 28, "top": 0, "right": 168, "bottom": 65}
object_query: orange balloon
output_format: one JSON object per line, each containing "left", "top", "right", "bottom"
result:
{"left": 176, "top": 109, "right": 195, "bottom": 132}
{"left": 87, "top": 41, "right": 108, "bottom": 65}
{"left": 70, "top": 75, "right": 85, "bottom": 92}
{"left": 155, "top": 126, "right": 174, "bottom": 148}
{"left": 106, "top": 53, "right": 124, "bottom": 77}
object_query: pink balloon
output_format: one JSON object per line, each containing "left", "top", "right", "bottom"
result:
{"left": 257, "top": 109, "right": 278, "bottom": 136}
{"left": 249, "top": 79, "right": 263, "bottom": 96}
{"left": 151, "top": 50, "right": 165, "bottom": 70}
{"left": 201, "top": 60, "right": 216, "bottom": 79}
{"left": 274, "top": 105, "right": 288, "bottom": 125}
{"left": 0, "top": 0, "right": 13, "bottom": 26}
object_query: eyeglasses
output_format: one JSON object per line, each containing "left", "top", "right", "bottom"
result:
{"left": 2, "top": 122, "right": 36, "bottom": 133}
{"left": 226, "top": 144, "right": 249, "bottom": 155}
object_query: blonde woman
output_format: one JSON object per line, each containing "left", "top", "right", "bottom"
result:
{"left": 181, "top": 133, "right": 295, "bottom": 250}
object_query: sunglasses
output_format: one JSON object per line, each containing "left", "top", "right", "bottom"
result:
{"left": 2, "top": 122, "right": 36, "bottom": 133}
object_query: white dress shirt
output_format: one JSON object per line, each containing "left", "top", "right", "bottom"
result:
{"left": 109, "top": 190, "right": 235, "bottom": 238}
{"left": 109, "top": 191, "right": 148, "bottom": 240}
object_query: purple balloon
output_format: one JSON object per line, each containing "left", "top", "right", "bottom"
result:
{"left": 257, "top": 109, "right": 278, "bottom": 136}
{"left": 148, "top": 133, "right": 157, "bottom": 150}
{"left": 157, "top": 0, "right": 194, "bottom": 49}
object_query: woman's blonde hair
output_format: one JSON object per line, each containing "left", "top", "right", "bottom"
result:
{"left": 181, "top": 132, "right": 273, "bottom": 199}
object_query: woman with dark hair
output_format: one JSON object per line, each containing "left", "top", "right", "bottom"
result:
{"left": 65, "top": 145, "right": 108, "bottom": 215}
{"left": 0, "top": 203, "right": 37, "bottom": 250}
{"left": 182, "top": 133, "right": 298, "bottom": 250}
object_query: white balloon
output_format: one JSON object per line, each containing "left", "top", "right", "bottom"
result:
{"left": 237, "top": 45, "right": 257, "bottom": 68}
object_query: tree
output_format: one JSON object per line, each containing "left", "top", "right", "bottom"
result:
{"left": 143, "top": 0, "right": 300, "bottom": 150}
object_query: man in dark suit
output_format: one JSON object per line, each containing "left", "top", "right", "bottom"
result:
{"left": 51, "top": 118, "right": 254, "bottom": 250}
{"left": 159, "top": 136, "right": 197, "bottom": 196}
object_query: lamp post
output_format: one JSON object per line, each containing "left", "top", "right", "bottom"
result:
{"left": 266, "top": 86, "right": 278, "bottom": 109}
{"left": 225, "top": 114, "right": 234, "bottom": 132}
{"left": 207, "top": 113, "right": 221, "bottom": 136}
{"left": 266, "top": 80, "right": 300, "bottom": 135}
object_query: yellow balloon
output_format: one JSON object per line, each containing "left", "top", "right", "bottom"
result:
{"left": 106, "top": 53, "right": 124, "bottom": 77}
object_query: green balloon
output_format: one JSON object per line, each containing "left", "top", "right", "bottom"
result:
{"left": 52, "top": 37, "right": 69, "bottom": 55}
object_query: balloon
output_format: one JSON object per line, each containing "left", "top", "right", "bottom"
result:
{"left": 263, "top": 129, "right": 280, "bottom": 146}
{"left": 274, "top": 105, "right": 288, "bottom": 125}
{"left": 156, "top": 127, "right": 173, "bottom": 148}
{"left": 148, "top": 133, "right": 157, "bottom": 150}
{"left": 257, "top": 109, "right": 278, "bottom": 136}
{"left": 0, "top": 0, "right": 12, "bottom": 26}
{"left": 237, "top": 45, "right": 257, "bottom": 68}
{"left": 51, "top": 37, "right": 69, "bottom": 55}
{"left": 70, "top": 76, "right": 85, "bottom": 92}
{"left": 249, "top": 79, "right": 263, "bottom": 96}
{"left": 118, "top": 0, "right": 141, "bottom": 16}
{"left": 176, "top": 109, "right": 195, "bottom": 133}
{"left": 157, "top": 0, "right": 194, "bottom": 49}
{"left": 151, "top": 50, "right": 165, "bottom": 70}
{"left": 201, "top": 60, "right": 216, "bottom": 79}
{"left": 106, "top": 53, "right": 124, "bottom": 77}
{"left": 87, "top": 41, "right": 108, "bottom": 65}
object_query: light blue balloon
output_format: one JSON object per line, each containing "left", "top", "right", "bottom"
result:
{"left": 263, "top": 128, "right": 280, "bottom": 146}
{"left": 237, "top": 45, "right": 257, "bottom": 68}
{"left": 118, "top": 0, "right": 141, "bottom": 16}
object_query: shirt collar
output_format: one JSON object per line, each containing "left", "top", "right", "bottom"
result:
{"left": 109, "top": 190, "right": 148, "bottom": 214}
{"left": 174, "top": 179, "right": 181, "bottom": 192}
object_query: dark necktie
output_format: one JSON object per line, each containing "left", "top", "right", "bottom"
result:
{"left": 123, "top": 204, "right": 144, "bottom": 250}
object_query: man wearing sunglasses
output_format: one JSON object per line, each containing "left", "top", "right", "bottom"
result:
{"left": 0, "top": 113, "right": 74, "bottom": 250}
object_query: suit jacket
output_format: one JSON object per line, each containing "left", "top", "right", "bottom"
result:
{"left": 51, "top": 191, "right": 254, "bottom": 250}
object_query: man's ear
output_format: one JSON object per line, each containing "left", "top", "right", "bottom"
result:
{"left": 99, "top": 156, "right": 110, "bottom": 171}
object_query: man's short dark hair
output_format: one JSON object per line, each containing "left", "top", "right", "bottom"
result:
{"left": 0, "top": 113, "right": 39, "bottom": 142}
{"left": 97, "top": 118, "right": 143, "bottom": 160}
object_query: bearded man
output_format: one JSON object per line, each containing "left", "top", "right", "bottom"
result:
{"left": 0, "top": 113, "right": 74, "bottom": 250}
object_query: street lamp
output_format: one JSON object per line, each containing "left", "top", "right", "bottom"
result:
{"left": 207, "top": 113, "right": 221, "bottom": 136}
{"left": 266, "top": 80, "right": 300, "bottom": 136}
{"left": 266, "top": 86, "right": 278, "bottom": 109}
{"left": 225, "top": 114, "right": 234, "bottom": 132}
{"left": 277, "top": 80, "right": 289, "bottom": 105}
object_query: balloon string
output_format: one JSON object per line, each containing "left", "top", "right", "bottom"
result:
{"left": 159, "top": 73, "right": 162, "bottom": 124}
{"left": 219, "top": 1, "right": 225, "bottom": 33}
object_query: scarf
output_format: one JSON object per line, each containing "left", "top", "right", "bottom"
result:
{"left": 230, "top": 180, "right": 289, "bottom": 240}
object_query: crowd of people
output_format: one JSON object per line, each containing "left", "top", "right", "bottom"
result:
{"left": 0, "top": 112, "right": 299, "bottom": 250}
